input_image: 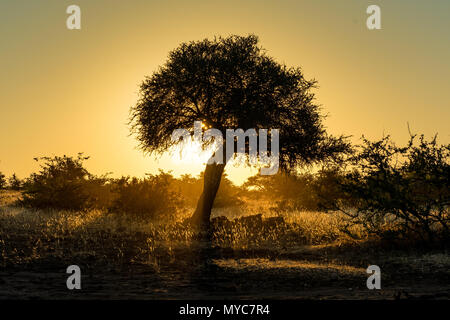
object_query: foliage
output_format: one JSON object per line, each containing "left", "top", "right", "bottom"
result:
{"left": 8, "top": 174, "right": 22, "bottom": 190}
{"left": 14, "top": 153, "right": 245, "bottom": 218}
{"left": 0, "top": 172, "right": 6, "bottom": 190}
{"left": 244, "top": 172, "right": 317, "bottom": 210}
{"left": 130, "top": 34, "right": 351, "bottom": 225}
{"left": 130, "top": 34, "right": 349, "bottom": 170}
{"left": 243, "top": 169, "right": 346, "bottom": 211}
{"left": 213, "top": 174, "right": 244, "bottom": 208}
{"left": 20, "top": 154, "right": 95, "bottom": 210}
{"left": 336, "top": 134, "right": 450, "bottom": 241}
{"left": 8, "top": 128, "right": 450, "bottom": 243}
{"left": 171, "top": 173, "right": 243, "bottom": 208}
{"left": 109, "top": 171, "right": 183, "bottom": 220}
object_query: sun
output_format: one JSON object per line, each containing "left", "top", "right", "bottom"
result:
{"left": 170, "top": 138, "right": 212, "bottom": 164}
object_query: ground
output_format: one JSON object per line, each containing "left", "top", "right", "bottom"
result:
{"left": 1, "top": 246, "right": 449, "bottom": 300}
{"left": 1, "top": 191, "right": 449, "bottom": 300}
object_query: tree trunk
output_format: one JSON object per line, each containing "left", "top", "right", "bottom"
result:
{"left": 190, "top": 161, "right": 226, "bottom": 228}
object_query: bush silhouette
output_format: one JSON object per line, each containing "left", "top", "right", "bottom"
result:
{"left": 17, "top": 153, "right": 245, "bottom": 217}
{"left": 171, "top": 173, "right": 242, "bottom": 208}
{"left": 8, "top": 173, "right": 22, "bottom": 190}
{"left": 109, "top": 171, "right": 183, "bottom": 219}
{"left": 336, "top": 134, "right": 450, "bottom": 241}
{"left": 243, "top": 170, "right": 346, "bottom": 211}
{"left": 0, "top": 172, "right": 6, "bottom": 190}
{"left": 20, "top": 154, "right": 95, "bottom": 210}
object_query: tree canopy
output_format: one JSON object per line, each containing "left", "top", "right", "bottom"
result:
{"left": 130, "top": 34, "right": 349, "bottom": 172}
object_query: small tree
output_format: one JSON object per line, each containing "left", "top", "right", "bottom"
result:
{"left": 243, "top": 172, "right": 318, "bottom": 211}
{"left": 336, "top": 134, "right": 450, "bottom": 241}
{"left": 130, "top": 35, "right": 349, "bottom": 228}
{"left": 21, "top": 154, "right": 92, "bottom": 210}
{"left": 8, "top": 173, "right": 22, "bottom": 190}
{"left": 0, "top": 172, "right": 6, "bottom": 190}
{"left": 110, "top": 171, "right": 183, "bottom": 220}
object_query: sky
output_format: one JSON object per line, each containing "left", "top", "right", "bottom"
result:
{"left": 1, "top": 0, "right": 449, "bottom": 185}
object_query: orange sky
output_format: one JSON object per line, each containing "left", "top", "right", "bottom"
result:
{"left": 1, "top": 0, "right": 449, "bottom": 185}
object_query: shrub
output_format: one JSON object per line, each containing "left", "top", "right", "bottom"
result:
{"left": 169, "top": 173, "right": 243, "bottom": 208}
{"left": 243, "top": 172, "right": 326, "bottom": 211}
{"left": 211, "top": 174, "right": 244, "bottom": 208}
{"left": 8, "top": 174, "right": 22, "bottom": 190}
{"left": 0, "top": 172, "right": 6, "bottom": 190}
{"left": 109, "top": 171, "right": 183, "bottom": 220}
{"left": 20, "top": 154, "right": 104, "bottom": 210}
{"left": 311, "top": 167, "right": 351, "bottom": 211}
{"left": 19, "top": 155, "right": 184, "bottom": 219}
{"left": 336, "top": 134, "right": 450, "bottom": 242}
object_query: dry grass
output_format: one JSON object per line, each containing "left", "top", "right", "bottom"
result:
{"left": 1, "top": 191, "right": 449, "bottom": 299}
{"left": 0, "top": 190, "right": 445, "bottom": 271}
{"left": 0, "top": 191, "right": 362, "bottom": 269}
{"left": 214, "top": 258, "right": 365, "bottom": 274}
{"left": 0, "top": 190, "right": 21, "bottom": 206}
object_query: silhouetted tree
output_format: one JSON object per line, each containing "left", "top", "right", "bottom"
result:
{"left": 0, "top": 171, "right": 6, "bottom": 190}
{"left": 109, "top": 171, "right": 183, "bottom": 220}
{"left": 130, "top": 35, "right": 349, "bottom": 228}
{"left": 21, "top": 154, "right": 93, "bottom": 210}
{"left": 336, "top": 134, "right": 450, "bottom": 241}
{"left": 8, "top": 173, "right": 22, "bottom": 190}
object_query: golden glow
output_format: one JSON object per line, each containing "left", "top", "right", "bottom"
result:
{"left": 171, "top": 139, "right": 212, "bottom": 165}
{"left": 0, "top": 1, "right": 449, "bottom": 185}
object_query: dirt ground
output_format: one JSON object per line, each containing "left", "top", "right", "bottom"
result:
{"left": 1, "top": 245, "right": 449, "bottom": 300}
{"left": 1, "top": 192, "right": 448, "bottom": 300}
